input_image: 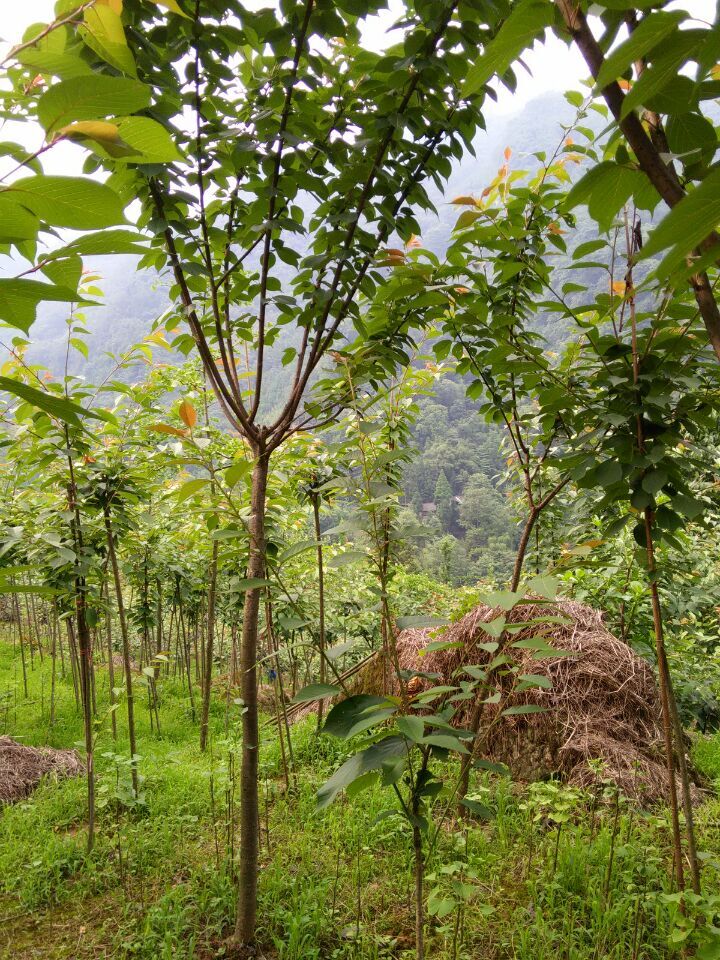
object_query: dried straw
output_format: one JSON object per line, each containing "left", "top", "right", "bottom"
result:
{"left": 0, "top": 736, "right": 83, "bottom": 804}
{"left": 351, "top": 600, "right": 696, "bottom": 805}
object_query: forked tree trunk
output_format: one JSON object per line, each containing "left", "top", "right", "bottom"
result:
{"left": 234, "top": 451, "right": 269, "bottom": 947}
{"left": 200, "top": 539, "right": 219, "bottom": 752}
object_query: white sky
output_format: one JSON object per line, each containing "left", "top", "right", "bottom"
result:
{"left": 2, "top": 0, "right": 587, "bottom": 119}
{"left": 0, "top": 0, "right": 713, "bottom": 176}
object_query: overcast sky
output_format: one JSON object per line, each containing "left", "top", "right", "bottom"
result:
{"left": 0, "top": 0, "right": 713, "bottom": 178}
{"left": 2, "top": 0, "right": 588, "bottom": 118}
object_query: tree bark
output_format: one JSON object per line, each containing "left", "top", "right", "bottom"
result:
{"left": 104, "top": 509, "right": 139, "bottom": 797}
{"left": 200, "top": 539, "right": 219, "bottom": 751}
{"left": 555, "top": 0, "right": 720, "bottom": 360}
{"left": 312, "top": 494, "right": 327, "bottom": 730}
{"left": 234, "top": 450, "right": 269, "bottom": 947}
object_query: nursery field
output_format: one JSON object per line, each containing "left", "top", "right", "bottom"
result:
{"left": 2, "top": 636, "right": 720, "bottom": 960}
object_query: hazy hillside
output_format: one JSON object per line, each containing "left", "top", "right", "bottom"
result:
{"left": 23, "top": 93, "right": 580, "bottom": 379}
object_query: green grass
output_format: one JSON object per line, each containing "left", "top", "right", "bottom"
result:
{"left": 2, "top": 633, "right": 720, "bottom": 959}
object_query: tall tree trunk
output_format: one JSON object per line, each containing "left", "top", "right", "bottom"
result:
{"left": 104, "top": 509, "right": 139, "bottom": 797}
{"left": 311, "top": 494, "right": 327, "bottom": 730}
{"left": 510, "top": 507, "right": 539, "bottom": 593}
{"left": 105, "top": 580, "right": 117, "bottom": 742}
{"left": 200, "top": 540, "right": 219, "bottom": 751}
{"left": 234, "top": 451, "right": 269, "bottom": 948}
{"left": 66, "top": 467, "right": 95, "bottom": 854}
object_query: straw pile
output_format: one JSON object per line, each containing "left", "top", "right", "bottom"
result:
{"left": 352, "top": 600, "right": 694, "bottom": 804}
{"left": 0, "top": 736, "right": 83, "bottom": 804}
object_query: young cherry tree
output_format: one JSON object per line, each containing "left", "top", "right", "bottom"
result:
{"left": 3, "top": 1, "right": 503, "bottom": 946}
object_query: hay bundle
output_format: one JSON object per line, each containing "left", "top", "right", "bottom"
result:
{"left": 354, "top": 600, "right": 691, "bottom": 804}
{"left": 0, "top": 736, "right": 83, "bottom": 804}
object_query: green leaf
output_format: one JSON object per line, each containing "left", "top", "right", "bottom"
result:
{"left": 327, "top": 549, "right": 367, "bottom": 568}
{"left": 483, "top": 590, "right": 520, "bottom": 611}
{"left": 78, "top": 5, "right": 137, "bottom": 77}
{"left": 234, "top": 578, "right": 271, "bottom": 590}
{"left": 639, "top": 168, "right": 720, "bottom": 276}
{"left": 317, "top": 736, "right": 407, "bottom": 809}
{"left": 37, "top": 76, "right": 151, "bottom": 134}
{"left": 323, "top": 695, "right": 392, "bottom": 739}
{"left": 0, "top": 278, "right": 82, "bottom": 332}
{"left": 396, "top": 615, "right": 449, "bottom": 630}
{"left": 595, "top": 12, "right": 684, "bottom": 90}
{"left": 56, "top": 230, "right": 148, "bottom": 256}
{"left": 0, "top": 376, "right": 104, "bottom": 425}
{"left": 621, "top": 32, "right": 704, "bottom": 120}
{"left": 396, "top": 715, "right": 424, "bottom": 742}
{"left": 291, "top": 683, "right": 341, "bottom": 703}
{"left": 175, "top": 478, "right": 209, "bottom": 502}
{"left": 422, "top": 734, "right": 469, "bottom": 754}
{"left": 463, "top": 0, "right": 554, "bottom": 96}
{"left": 565, "top": 163, "right": 650, "bottom": 232}
{"left": 517, "top": 674, "right": 553, "bottom": 690}
{"left": 459, "top": 798, "right": 494, "bottom": 819}
{"left": 5, "top": 176, "right": 126, "bottom": 229}
{"left": 112, "top": 117, "right": 183, "bottom": 162}
{"left": 0, "top": 196, "right": 40, "bottom": 242}
{"left": 501, "top": 704, "right": 548, "bottom": 716}
{"left": 641, "top": 469, "right": 668, "bottom": 495}
{"left": 225, "top": 460, "right": 252, "bottom": 487}
{"left": 595, "top": 460, "right": 623, "bottom": 487}
{"left": 525, "top": 575, "right": 558, "bottom": 600}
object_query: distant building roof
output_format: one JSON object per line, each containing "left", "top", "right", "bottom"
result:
{"left": 421, "top": 502, "right": 437, "bottom": 512}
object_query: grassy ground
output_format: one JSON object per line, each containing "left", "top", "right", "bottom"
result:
{"left": 2, "top": 634, "right": 720, "bottom": 959}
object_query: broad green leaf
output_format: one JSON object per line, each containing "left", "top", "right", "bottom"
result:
{"left": 291, "top": 683, "right": 341, "bottom": 703}
{"left": 57, "top": 229, "right": 149, "bottom": 256}
{"left": 483, "top": 590, "right": 520, "bottom": 611}
{"left": 153, "top": 0, "right": 190, "bottom": 18}
{"left": 639, "top": 167, "right": 720, "bottom": 276}
{"left": 317, "top": 736, "right": 407, "bottom": 809}
{"left": 0, "top": 196, "right": 40, "bottom": 242}
{"left": 175, "top": 478, "right": 209, "bottom": 502}
{"left": 621, "top": 32, "right": 704, "bottom": 119}
{"left": 464, "top": 0, "right": 554, "bottom": 96}
{"left": 5, "top": 176, "right": 126, "bottom": 229}
{"left": 79, "top": 5, "right": 137, "bottom": 76}
{"left": 422, "top": 734, "right": 469, "bottom": 754}
{"left": 0, "top": 376, "right": 104, "bottom": 425}
{"left": 501, "top": 704, "right": 548, "bottom": 716}
{"left": 37, "top": 75, "right": 151, "bottom": 134}
{"left": 60, "top": 120, "right": 137, "bottom": 157}
{"left": 565, "top": 162, "right": 652, "bottom": 232}
{"left": 225, "top": 460, "right": 252, "bottom": 487}
{"left": 327, "top": 549, "right": 367, "bottom": 568}
{"left": 115, "top": 117, "right": 183, "bottom": 162}
{"left": 459, "top": 798, "right": 494, "bottom": 819}
{"left": 595, "top": 12, "right": 684, "bottom": 89}
{"left": 0, "top": 278, "right": 84, "bottom": 332}
{"left": 396, "top": 715, "right": 424, "bottom": 742}
{"left": 396, "top": 615, "right": 449, "bottom": 630}
{"left": 525, "top": 575, "right": 558, "bottom": 600}
{"left": 233, "top": 578, "right": 270, "bottom": 590}
{"left": 323, "top": 694, "right": 392, "bottom": 739}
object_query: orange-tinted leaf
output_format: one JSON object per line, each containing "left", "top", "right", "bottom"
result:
{"left": 178, "top": 399, "right": 197, "bottom": 428}
{"left": 618, "top": 78, "right": 631, "bottom": 90}
{"left": 149, "top": 423, "right": 187, "bottom": 438}
{"left": 451, "top": 195, "right": 477, "bottom": 205}
{"left": 611, "top": 281, "right": 627, "bottom": 296}
{"left": 504, "top": 146, "right": 512, "bottom": 161}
